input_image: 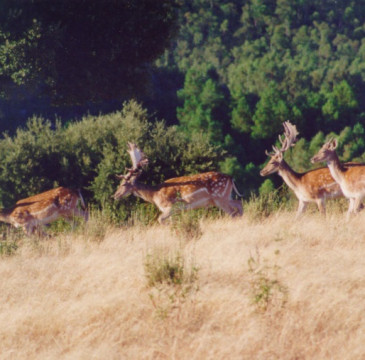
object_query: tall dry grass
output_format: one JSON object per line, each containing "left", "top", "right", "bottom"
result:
{"left": 1, "top": 211, "right": 365, "bottom": 359}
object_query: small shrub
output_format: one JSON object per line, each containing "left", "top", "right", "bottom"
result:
{"left": 0, "top": 240, "right": 18, "bottom": 256}
{"left": 47, "top": 216, "right": 84, "bottom": 235}
{"left": 259, "top": 179, "right": 275, "bottom": 195}
{"left": 244, "top": 186, "right": 291, "bottom": 220}
{"left": 0, "top": 225, "right": 23, "bottom": 256}
{"left": 247, "top": 251, "right": 288, "bottom": 312}
{"left": 79, "top": 208, "right": 113, "bottom": 242}
{"left": 145, "top": 251, "right": 188, "bottom": 287}
{"left": 171, "top": 210, "right": 203, "bottom": 241}
{"left": 144, "top": 248, "right": 199, "bottom": 319}
{"left": 128, "top": 203, "right": 160, "bottom": 227}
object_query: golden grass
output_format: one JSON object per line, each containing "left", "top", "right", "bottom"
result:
{"left": 1, "top": 212, "right": 365, "bottom": 359}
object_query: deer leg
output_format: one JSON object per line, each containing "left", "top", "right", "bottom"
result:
{"left": 37, "top": 226, "right": 49, "bottom": 238}
{"left": 72, "top": 208, "right": 89, "bottom": 222}
{"left": 353, "top": 197, "right": 363, "bottom": 213}
{"left": 229, "top": 199, "right": 243, "bottom": 217}
{"left": 296, "top": 200, "right": 308, "bottom": 218}
{"left": 213, "top": 199, "right": 236, "bottom": 217}
{"left": 316, "top": 198, "right": 326, "bottom": 215}
{"left": 23, "top": 224, "right": 47, "bottom": 237}
{"left": 346, "top": 198, "right": 355, "bottom": 220}
{"left": 23, "top": 225, "right": 33, "bottom": 236}
{"left": 157, "top": 207, "right": 173, "bottom": 224}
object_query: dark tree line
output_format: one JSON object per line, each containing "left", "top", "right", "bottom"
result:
{"left": 0, "top": 0, "right": 178, "bottom": 132}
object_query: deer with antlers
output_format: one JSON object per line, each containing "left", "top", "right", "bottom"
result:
{"left": 113, "top": 143, "right": 243, "bottom": 223}
{"left": 311, "top": 138, "right": 365, "bottom": 219}
{"left": 260, "top": 121, "right": 356, "bottom": 217}
{"left": 0, "top": 187, "right": 88, "bottom": 236}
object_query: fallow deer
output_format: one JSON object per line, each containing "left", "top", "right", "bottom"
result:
{"left": 0, "top": 187, "right": 88, "bottom": 235}
{"left": 261, "top": 121, "right": 352, "bottom": 217}
{"left": 113, "top": 143, "right": 243, "bottom": 223}
{"left": 311, "top": 138, "right": 365, "bottom": 219}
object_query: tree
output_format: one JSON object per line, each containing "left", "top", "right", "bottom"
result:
{"left": 251, "top": 82, "right": 290, "bottom": 139}
{"left": 177, "top": 66, "right": 229, "bottom": 145}
{"left": 0, "top": 0, "right": 178, "bottom": 105}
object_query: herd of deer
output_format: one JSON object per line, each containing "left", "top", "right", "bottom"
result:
{"left": 1, "top": 121, "right": 364, "bottom": 236}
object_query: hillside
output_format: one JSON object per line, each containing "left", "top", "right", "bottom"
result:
{"left": 1, "top": 212, "right": 364, "bottom": 359}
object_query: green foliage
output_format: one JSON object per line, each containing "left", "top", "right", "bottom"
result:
{"left": 244, "top": 186, "right": 291, "bottom": 220}
{"left": 289, "top": 123, "right": 365, "bottom": 166}
{"left": 144, "top": 248, "right": 199, "bottom": 319}
{"left": 322, "top": 80, "right": 358, "bottom": 130}
{"left": 170, "top": 210, "right": 203, "bottom": 241}
{"left": 0, "top": 0, "right": 179, "bottom": 105}
{"left": 145, "top": 251, "right": 186, "bottom": 287}
{"left": 0, "top": 240, "right": 18, "bottom": 256}
{"left": 160, "top": 0, "right": 365, "bottom": 189}
{"left": 0, "top": 101, "right": 224, "bottom": 221}
{"left": 259, "top": 179, "right": 275, "bottom": 196}
{"left": 251, "top": 82, "right": 290, "bottom": 139}
{"left": 77, "top": 208, "right": 114, "bottom": 243}
{"left": 2, "top": 0, "right": 365, "bottom": 203}
{"left": 177, "top": 65, "right": 229, "bottom": 145}
{"left": 248, "top": 252, "right": 288, "bottom": 312}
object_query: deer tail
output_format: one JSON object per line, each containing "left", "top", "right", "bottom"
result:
{"left": 232, "top": 179, "right": 244, "bottom": 197}
{"left": 77, "top": 189, "right": 87, "bottom": 210}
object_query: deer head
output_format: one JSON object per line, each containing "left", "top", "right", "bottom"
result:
{"left": 113, "top": 143, "right": 149, "bottom": 200}
{"left": 311, "top": 138, "right": 338, "bottom": 164}
{"left": 260, "top": 121, "right": 299, "bottom": 176}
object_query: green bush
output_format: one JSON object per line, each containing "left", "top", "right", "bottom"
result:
{"left": 244, "top": 186, "right": 292, "bottom": 220}
{"left": 0, "top": 101, "right": 224, "bottom": 221}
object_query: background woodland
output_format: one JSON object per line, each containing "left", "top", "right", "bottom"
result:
{"left": 1, "top": 0, "right": 365, "bottom": 216}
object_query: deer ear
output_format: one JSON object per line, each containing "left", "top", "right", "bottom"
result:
{"left": 330, "top": 138, "right": 338, "bottom": 150}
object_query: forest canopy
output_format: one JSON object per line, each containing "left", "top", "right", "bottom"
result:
{"left": 156, "top": 0, "right": 365, "bottom": 189}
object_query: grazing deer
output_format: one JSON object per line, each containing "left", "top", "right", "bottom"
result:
{"left": 311, "top": 138, "right": 365, "bottom": 219}
{"left": 261, "top": 121, "right": 352, "bottom": 217}
{"left": 0, "top": 187, "right": 88, "bottom": 236}
{"left": 113, "top": 143, "right": 243, "bottom": 223}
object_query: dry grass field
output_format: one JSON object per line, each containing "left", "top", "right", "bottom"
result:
{"left": 1, "top": 211, "right": 365, "bottom": 360}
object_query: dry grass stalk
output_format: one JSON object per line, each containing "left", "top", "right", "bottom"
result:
{"left": 0, "top": 212, "right": 365, "bottom": 359}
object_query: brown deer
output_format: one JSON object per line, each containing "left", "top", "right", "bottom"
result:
{"left": 0, "top": 187, "right": 88, "bottom": 235}
{"left": 311, "top": 138, "right": 365, "bottom": 219}
{"left": 261, "top": 121, "right": 353, "bottom": 217}
{"left": 113, "top": 143, "right": 243, "bottom": 223}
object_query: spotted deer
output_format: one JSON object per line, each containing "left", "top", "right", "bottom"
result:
{"left": 311, "top": 138, "right": 365, "bottom": 219}
{"left": 0, "top": 187, "right": 88, "bottom": 235}
{"left": 113, "top": 143, "right": 243, "bottom": 223}
{"left": 260, "top": 121, "right": 356, "bottom": 217}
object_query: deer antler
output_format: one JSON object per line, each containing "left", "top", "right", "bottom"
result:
{"left": 115, "top": 143, "right": 149, "bottom": 181}
{"left": 278, "top": 121, "right": 299, "bottom": 152}
{"left": 127, "top": 142, "right": 148, "bottom": 170}
{"left": 265, "top": 121, "right": 299, "bottom": 157}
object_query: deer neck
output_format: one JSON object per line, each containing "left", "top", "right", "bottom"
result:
{"left": 132, "top": 182, "right": 158, "bottom": 204}
{"left": 326, "top": 152, "right": 345, "bottom": 185}
{"left": 277, "top": 160, "right": 301, "bottom": 192}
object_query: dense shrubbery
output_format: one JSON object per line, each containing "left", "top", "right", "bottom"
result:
{"left": 0, "top": 101, "right": 224, "bottom": 221}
